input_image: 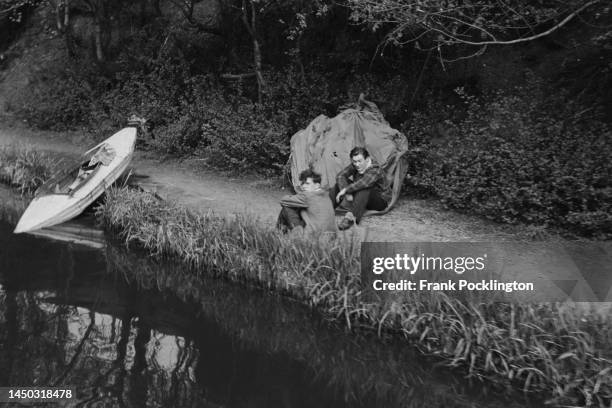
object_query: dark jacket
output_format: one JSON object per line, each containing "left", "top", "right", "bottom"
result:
{"left": 336, "top": 161, "right": 391, "bottom": 204}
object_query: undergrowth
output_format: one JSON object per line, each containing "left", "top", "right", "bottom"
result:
{"left": 404, "top": 81, "right": 612, "bottom": 239}
{"left": 0, "top": 146, "right": 56, "bottom": 195}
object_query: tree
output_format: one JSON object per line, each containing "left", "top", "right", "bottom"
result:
{"left": 46, "top": 0, "right": 74, "bottom": 55}
{"left": 46, "top": 0, "right": 134, "bottom": 65}
{"left": 222, "top": 0, "right": 330, "bottom": 103}
{"left": 240, "top": 0, "right": 265, "bottom": 103}
{"left": 346, "top": 0, "right": 605, "bottom": 61}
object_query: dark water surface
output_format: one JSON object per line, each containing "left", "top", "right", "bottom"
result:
{"left": 0, "top": 214, "right": 538, "bottom": 408}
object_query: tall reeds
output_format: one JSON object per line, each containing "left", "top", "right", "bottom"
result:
{"left": 98, "top": 187, "right": 612, "bottom": 407}
{"left": 0, "top": 146, "right": 56, "bottom": 195}
{"left": 106, "top": 244, "right": 508, "bottom": 408}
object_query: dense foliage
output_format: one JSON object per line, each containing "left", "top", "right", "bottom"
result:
{"left": 404, "top": 80, "right": 612, "bottom": 238}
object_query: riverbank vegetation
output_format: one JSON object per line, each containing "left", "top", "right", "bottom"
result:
{"left": 107, "top": 244, "right": 513, "bottom": 408}
{"left": 1, "top": 0, "right": 611, "bottom": 237}
{"left": 98, "top": 187, "right": 612, "bottom": 407}
{"left": 0, "top": 146, "right": 55, "bottom": 195}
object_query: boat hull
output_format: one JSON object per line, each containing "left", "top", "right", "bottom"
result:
{"left": 14, "top": 127, "right": 136, "bottom": 234}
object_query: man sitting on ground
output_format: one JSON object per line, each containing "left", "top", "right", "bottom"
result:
{"left": 330, "top": 147, "right": 391, "bottom": 230}
{"left": 277, "top": 169, "right": 337, "bottom": 233}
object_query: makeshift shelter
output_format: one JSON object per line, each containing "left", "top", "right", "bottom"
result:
{"left": 288, "top": 96, "right": 409, "bottom": 216}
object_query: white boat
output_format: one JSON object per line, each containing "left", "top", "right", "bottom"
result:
{"left": 14, "top": 126, "right": 137, "bottom": 234}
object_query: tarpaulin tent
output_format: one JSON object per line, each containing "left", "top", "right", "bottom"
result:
{"left": 288, "top": 96, "right": 409, "bottom": 216}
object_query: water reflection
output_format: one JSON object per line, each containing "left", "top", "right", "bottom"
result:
{"left": 0, "top": 219, "right": 537, "bottom": 408}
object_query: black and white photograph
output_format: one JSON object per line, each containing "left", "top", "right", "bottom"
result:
{"left": 0, "top": 0, "right": 611, "bottom": 407}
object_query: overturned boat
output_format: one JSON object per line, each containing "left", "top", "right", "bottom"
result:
{"left": 14, "top": 125, "right": 138, "bottom": 234}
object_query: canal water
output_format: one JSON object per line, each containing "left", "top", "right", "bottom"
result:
{"left": 0, "top": 198, "right": 538, "bottom": 407}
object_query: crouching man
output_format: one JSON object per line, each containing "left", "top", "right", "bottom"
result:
{"left": 277, "top": 169, "right": 337, "bottom": 233}
{"left": 330, "top": 147, "right": 390, "bottom": 230}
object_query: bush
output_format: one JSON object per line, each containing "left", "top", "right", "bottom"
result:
{"left": 0, "top": 147, "right": 56, "bottom": 195}
{"left": 178, "top": 82, "right": 291, "bottom": 172}
{"left": 13, "top": 70, "right": 95, "bottom": 130}
{"left": 405, "top": 77, "right": 612, "bottom": 238}
{"left": 263, "top": 67, "right": 343, "bottom": 128}
{"left": 149, "top": 69, "right": 345, "bottom": 172}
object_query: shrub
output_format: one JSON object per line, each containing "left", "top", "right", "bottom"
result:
{"left": 405, "top": 78, "right": 612, "bottom": 238}
{"left": 148, "top": 69, "right": 345, "bottom": 172}
{"left": 262, "top": 67, "right": 343, "bottom": 128}
{"left": 13, "top": 70, "right": 95, "bottom": 130}
{"left": 0, "top": 146, "right": 56, "bottom": 195}
{"left": 186, "top": 84, "right": 292, "bottom": 172}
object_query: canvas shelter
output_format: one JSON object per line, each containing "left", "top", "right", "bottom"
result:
{"left": 288, "top": 97, "right": 409, "bottom": 216}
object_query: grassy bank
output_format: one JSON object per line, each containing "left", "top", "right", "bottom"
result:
{"left": 98, "top": 187, "right": 612, "bottom": 407}
{"left": 0, "top": 147, "right": 44, "bottom": 223}
{"left": 0, "top": 146, "right": 56, "bottom": 195}
{"left": 107, "top": 244, "right": 526, "bottom": 408}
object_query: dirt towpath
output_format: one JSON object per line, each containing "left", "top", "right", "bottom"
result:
{"left": 0, "top": 121, "right": 549, "bottom": 242}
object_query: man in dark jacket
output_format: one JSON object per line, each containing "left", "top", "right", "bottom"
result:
{"left": 330, "top": 147, "right": 390, "bottom": 230}
{"left": 277, "top": 169, "right": 337, "bottom": 233}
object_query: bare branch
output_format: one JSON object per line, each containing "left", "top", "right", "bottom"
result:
{"left": 0, "top": 3, "right": 23, "bottom": 18}
{"left": 220, "top": 72, "right": 256, "bottom": 80}
{"left": 351, "top": 0, "right": 602, "bottom": 54}
{"left": 452, "top": 0, "right": 600, "bottom": 46}
{"left": 440, "top": 45, "right": 488, "bottom": 63}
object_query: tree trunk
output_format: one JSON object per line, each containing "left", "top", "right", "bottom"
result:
{"left": 139, "top": 0, "right": 146, "bottom": 25}
{"left": 53, "top": 0, "right": 63, "bottom": 30}
{"left": 51, "top": 0, "right": 74, "bottom": 56}
{"left": 295, "top": 35, "right": 305, "bottom": 82}
{"left": 85, "top": 0, "right": 109, "bottom": 66}
{"left": 63, "top": 0, "right": 70, "bottom": 28}
{"left": 94, "top": 22, "right": 104, "bottom": 63}
{"left": 63, "top": 1, "right": 75, "bottom": 56}
{"left": 241, "top": 0, "right": 265, "bottom": 104}
{"left": 252, "top": 37, "right": 265, "bottom": 104}
{"left": 151, "top": 0, "right": 161, "bottom": 16}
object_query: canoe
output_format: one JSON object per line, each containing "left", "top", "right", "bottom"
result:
{"left": 14, "top": 126, "right": 137, "bottom": 233}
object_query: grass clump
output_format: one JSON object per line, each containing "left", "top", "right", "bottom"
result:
{"left": 98, "top": 187, "right": 361, "bottom": 302}
{"left": 99, "top": 187, "right": 612, "bottom": 407}
{"left": 0, "top": 146, "right": 56, "bottom": 195}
